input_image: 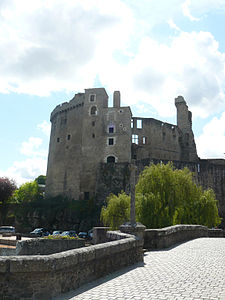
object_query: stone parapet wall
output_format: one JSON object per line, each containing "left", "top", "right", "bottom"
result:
{"left": 16, "top": 238, "right": 85, "bottom": 255}
{"left": 0, "top": 231, "right": 143, "bottom": 300}
{"left": 144, "top": 224, "right": 209, "bottom": 249}
{"left": 208, "top": 228, "right": 225, "bottom": 237}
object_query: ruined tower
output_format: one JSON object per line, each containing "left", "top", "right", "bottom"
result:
{"left": 45, "top": 88, "right": 132, "bottom": 200}
{"left": 45, "top": 88, "right": 198, "bottom": 200}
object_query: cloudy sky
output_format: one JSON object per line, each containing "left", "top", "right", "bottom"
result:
{"left": 1, "top": 0, "right": 225, "bottom": 186}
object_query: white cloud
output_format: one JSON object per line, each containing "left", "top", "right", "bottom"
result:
{"left": 0, "top": 157, "right": 47, "bottom": 186}
{"left": 0, "top": 133, "right": 48, "bottom": 185}
{"left": 196, "top": 111, "right": 225, "bottom": 158}
{"left": 0, "top": 0, "right": 133, "bottom": 96}
{"left": 37, "top": 120, "right": 51, "bottom": 137}
{"left": 167, "top": 18, "right": 181, "bottom": 32}
{"left": 20, "top": 137, "right": 47, "bottom": 157}
{"left": 182, "top": 0, "right": 200, "bottom": 21}
{"left": 0, "top": 0, "right": 224, "bottom": 120}
{"left": 101, "top": 31, "right": 225, "bottom": 119}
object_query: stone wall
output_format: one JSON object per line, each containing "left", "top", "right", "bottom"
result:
{"left": 143, "top": 225, "right": 209, "bottom": 249}
{"left": 16, "top": 238, "right": 85, "bottom": 255}
{"left": 0, "top": 231, "right": 143, "bottom": 300}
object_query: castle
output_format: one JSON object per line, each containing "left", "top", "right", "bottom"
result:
{"left": 45, "top": 88, "right": 199, "bottom": 199}
{"left": 45, "top": 88, "right": 225, "bottom": 226}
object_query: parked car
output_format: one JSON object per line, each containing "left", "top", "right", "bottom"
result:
{"left": 52, "top": 230, "right": 62, "bottom": 236}
{"left": 78, "top": 232, "right": 88, "bottom": 239}
{"left": 61, "top": 230, "right": 78, "bottom": 237}
{"left": 30, "top": 228, "right": 50, "bottom": 237}
{"left": 88, "top": 229, "right": 93, "bottom": 239}
{"left": 0, "top": 226, "right": 15, "bottom": 235}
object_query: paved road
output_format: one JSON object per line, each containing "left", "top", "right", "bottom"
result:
{"left": 56, "top": 238, "right": 225, "bottom": 300}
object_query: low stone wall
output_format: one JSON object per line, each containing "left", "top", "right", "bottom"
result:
{"left": 0, "top": 247, "right": 16, "bottom": 256}
{"left": 208, "top": 228, "right": 225, "bottom": 237}
{"left": 144, "top": 224, "right": 209, "bottom": 249}
{"left": 0, "top": 231, "right": 143, "bottom": 300}
{"left": 16, "top": 238, "right": 85, "bottom": 255}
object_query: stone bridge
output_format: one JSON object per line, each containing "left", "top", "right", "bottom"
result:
{"left": 1, "top": 225, "right": 225, "bottom": 300}
{"left": 56, "top": 237, "right": 225, "bottom": 300}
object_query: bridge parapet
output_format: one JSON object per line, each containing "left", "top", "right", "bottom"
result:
{"left": 144, "top": 224, "right": 209, "bottom": 249}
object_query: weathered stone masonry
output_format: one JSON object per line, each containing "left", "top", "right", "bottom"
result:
{"left": 45, "top": 88, "right": 225, "bottom": 225}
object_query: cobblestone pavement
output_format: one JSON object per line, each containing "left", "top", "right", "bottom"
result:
{"left": 55, "top": 238, "right": 225, "bottom": 300}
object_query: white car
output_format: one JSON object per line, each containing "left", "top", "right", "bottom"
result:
{"left": 0, "top": 226, "right": 15, "bottom": 234}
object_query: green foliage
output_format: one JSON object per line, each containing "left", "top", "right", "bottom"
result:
{"left": 35, "top": 175, "right": 46, "bottom": 185}
{"left": 14, "top": 195, "right": 101, "bottom": 232}
{"left": 101, "top": 192, "right": 130, "bottom": 229}
{"left": 0, "top": 177, "right": 17, "bottom": 224}
{"left": 13, "top": 181, "right": 43, "bottom": 203}
{"left": 136, "top": 163, "right": 221, "bottom": 228}
{"left": 101, "top": 163, "right": 221, "bottom": 230}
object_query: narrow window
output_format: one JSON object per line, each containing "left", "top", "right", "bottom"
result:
{"left": 108, "top": 138, "right": 114, "bottom": 145}
{"left": 132, "top": 134, "right": 138, "bottom": 144}
{"left": 92, "top": 121, "right": 95, "bottom": 126}
{"left": 90, "top": 94, "right": 95, "bottom": 102}
{"left": 92, "top": 133, "right": 95, "bottom": 138}
{"left": 131, "top": 119, "right": 133, "bottom": 128}
{"left": 67, "top": 134, "right": 71, "bottom": 140}
{"left": 107, "top": 156, "right": 115, "bottom": 163}
{"left": 57, "top": 137, "right": 60, "bottom": 143}
{"left": 197, "top": 164, "right": 200, "bottom": 173}
{"left": 109, "top": 125, "right": 114, "bottom": 133}
{"left": 137, "top": 119, "right": 142, "bottom": 129}
{"left": 84, "top": 192, "right": 89, "bottom": 200}
{"left": 90, "top": 106, "right": 97, "bottom": 115}
{"left": 143, "top": 136, "right": 146, "bottom": 144}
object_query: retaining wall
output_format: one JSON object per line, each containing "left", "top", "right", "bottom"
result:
{"left": 0, "top": 231, "right": 142, "bottom": 300}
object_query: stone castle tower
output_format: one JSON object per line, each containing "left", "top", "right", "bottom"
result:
{"left": 45, "top": 88, "right": 198, "bottom": 200}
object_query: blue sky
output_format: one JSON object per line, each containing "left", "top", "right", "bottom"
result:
{"left": 1, "top": 0, "right": 225, "bottom": 186}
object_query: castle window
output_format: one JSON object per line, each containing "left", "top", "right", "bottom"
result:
{"left": 137, "top": 119, "right": 142, "bottom": 129}
{"left": 67, "top": 134, "right": 71, "bottom": 140}
{"left": 84, "top": 192, "right": 89, "bottom": 200}
{"left": 57, "top": 137, "right": 60, "bottom": 142}
{"left": 108, "top": 138, "right": 114, "bottom": 145}
{"left": 92, "top": 133, "right": 95, "bottom": 138}
{"left": 107, "top": 156, "right": 116, "bottom": 163}
{"left": 108, "top": 125, "right": 114, "bottom": 133}
{"left": 143, "top": 136, "right": 146, "bottom": 144}
{"left": 90, "top": 106, "right": 97, "bottom": 115}
{"left": 92, "top": 121, "right": 95, "bottom": 126}
{"left": 132, "top": 134, "right": 138, "bottom": 144}
{"left": 131, "top": 119, "right": 133, "bottom": 128}
{"left": 89, "top": 94, "right": 96, "bottom": 102}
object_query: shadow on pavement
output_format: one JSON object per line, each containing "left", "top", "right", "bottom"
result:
{"left": 54, "top": 261, "right": 145, "bottom": 300}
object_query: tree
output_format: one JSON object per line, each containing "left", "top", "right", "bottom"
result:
{"left": 0, "top": 177, "right": 17, "bottom": 224}
{"left": 100, "top": 163, "right": 221, "bottom": 229}
{"left": 136, "top": 163, "right": 221, "bottom": 228}
{"left": 101, "top": 192, "right": 130, "bottom": 229}
{"left": 35, "top": 175, "right": 46, "bottom": 185}
{"left": 13, "top": 181, "right": 43, "bottom": 203}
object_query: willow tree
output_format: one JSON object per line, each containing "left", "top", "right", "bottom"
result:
{"left": 136, "top": 163, "right": 221, "bottom": 228}
{"left": 101, "top": 192, "right": 130, "bottom": 230}
{"left": 101, "top": 163, "right": 221, "bottom": 229}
